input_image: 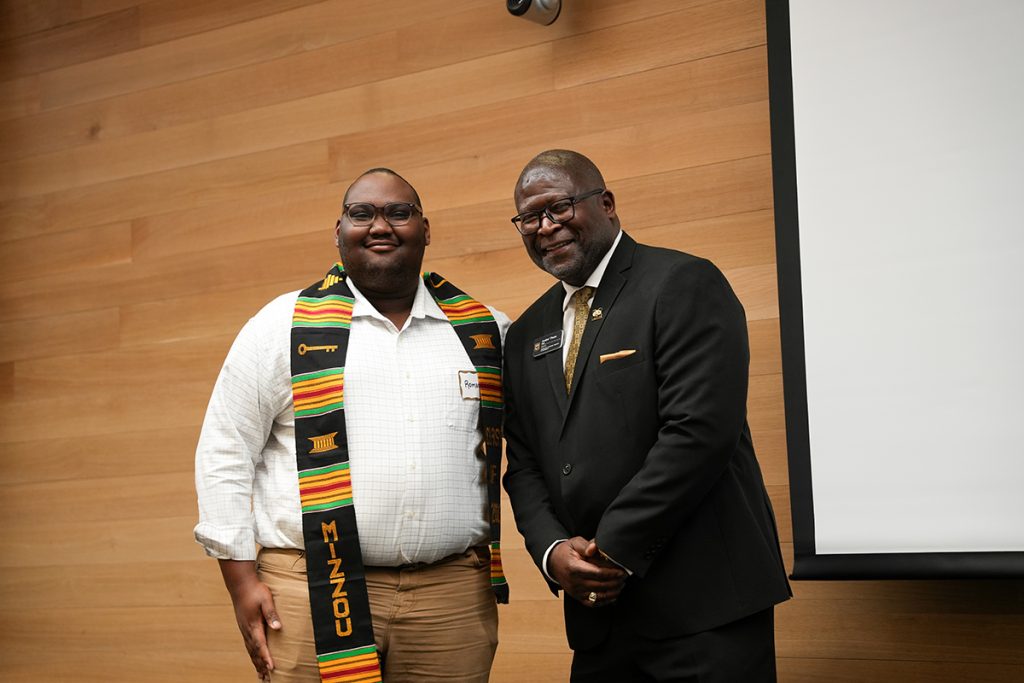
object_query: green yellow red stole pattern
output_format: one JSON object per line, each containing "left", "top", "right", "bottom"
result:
{"left": 290, "top": 264, "right": 507, "bottom": 682}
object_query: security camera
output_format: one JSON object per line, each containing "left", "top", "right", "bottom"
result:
{"left": 507, "top": 0, "right": 561, "bottom": 26}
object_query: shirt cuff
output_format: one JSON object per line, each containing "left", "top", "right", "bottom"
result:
{"left": 541, "top": 538, "right": 568, "bottom": 584}
{"left": 194, "top": 523, "right": 257, "bottom": 561}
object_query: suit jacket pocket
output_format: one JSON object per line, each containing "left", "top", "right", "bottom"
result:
{"left": 594, "top": 348, "right": 646, "bottom": 379}
{"left": 595, "top": 355, "right": 657, "bottom": 442}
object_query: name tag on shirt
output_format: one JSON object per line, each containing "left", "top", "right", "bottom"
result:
{"left": 533, "top": 330, "right": 563, "bottom": 358}
{"left": 458, "top": 370, "right": 480, "bottom": 400}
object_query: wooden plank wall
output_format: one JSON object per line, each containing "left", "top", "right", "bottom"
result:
{"left": 0, "top": 0, "right": 1021, "bottom": 680}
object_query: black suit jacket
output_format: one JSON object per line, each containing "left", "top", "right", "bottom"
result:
{"left": 503, "top": 233, "right": 791, "bottom": 650}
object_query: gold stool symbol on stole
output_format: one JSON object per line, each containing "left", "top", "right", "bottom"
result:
{"left": 308, "top": 432, "right": 339, "bottom": 454}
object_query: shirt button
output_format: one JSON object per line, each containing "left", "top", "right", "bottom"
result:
{"left": 561, "top": 463, "right": 573, "bottom": 476}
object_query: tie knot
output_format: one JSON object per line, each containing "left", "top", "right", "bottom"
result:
{"left": 573, "top": 286, "right": 595, "bottom": 306}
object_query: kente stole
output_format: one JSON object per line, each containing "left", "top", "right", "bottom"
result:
{"left": 290, "top": 264, "right": 508, "bottom": 683}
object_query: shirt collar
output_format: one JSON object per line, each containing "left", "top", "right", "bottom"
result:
{"left": 348, "top": 275, "right": 448, "bottom": 323}
{"left": 562, "top": 229, "right": 623, "bottom": 312}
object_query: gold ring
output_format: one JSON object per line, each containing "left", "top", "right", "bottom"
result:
{"left": 587, "top": 592, "right": 597, "bottom": 603}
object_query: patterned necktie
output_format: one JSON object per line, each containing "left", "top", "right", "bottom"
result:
{"left": 564, "top": 286, "right": 595, "bottom": 393}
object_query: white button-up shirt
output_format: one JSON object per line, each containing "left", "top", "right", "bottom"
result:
{"left": 194, "top": 277, "right": 510, "bottom": 566}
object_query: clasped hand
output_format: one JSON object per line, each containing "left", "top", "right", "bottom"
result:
{"left": 548, "top": 536, "right": 627, "bottom": 608}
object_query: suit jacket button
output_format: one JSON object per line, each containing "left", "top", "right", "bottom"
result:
{"left": 561, "top": 463, "right": 573, "bottom": 475}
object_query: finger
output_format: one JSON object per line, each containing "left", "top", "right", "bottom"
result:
{"left": 568, "top": 561, "right": 626, "bottom": 581}
{"left": 597, "top": 582, "right": 626, "bottom": 599}
{"left": 246, "top": 640, "right": 269, "bottom": 678}
{"left": 258, "top": 592, "right": 279, "bottom": 671}
{"left": 580, "top": 569, "right": 625, "bottom": 586}
{"left": 580, "top": 544, "right": 624, "bottom": 571}
{"left": 262, "top": 595, "right": 282, "bottom": 631}
{"left": 577, "top": 579, "right": 626, "bottom": 595}
{"left": 245, "top": 638, "right": 265, "bottom": 670}
{"left": 568, "top": 553, "right": 622, "bottom": 573}
{"left": 566, "top": 537, "right": 591, "bottom": 555}
{"left": 560, "top": 560, "right": 625, "bottom": 593}
{"left": 580, "top": 587, "right": 622, "bottom": 607}
{"left": 571, "top": 575, "right": 625, "bottom": 593}
{"left": 568, "top": 578, "right": 618, "bottom": 595}
{"left": 576, "top": 589, "right": 599, "bottom": 608}
{"left": 574, "top": 569, "right": 627, "bottom": 587}
{"left": 247, "top": 621, "right": 275, "bottom": 674}
{"left": 578, "top": 588, "right": 618, "bottom": 607}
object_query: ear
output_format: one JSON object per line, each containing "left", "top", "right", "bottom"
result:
{"left": 334, "top": 219, "right": 341, "bottom": 247}
{"left": 422, "top": 216, "right": 431, "bottom": 246}
{"left": 600, "top": 189, "right": 617, "bottom": 219}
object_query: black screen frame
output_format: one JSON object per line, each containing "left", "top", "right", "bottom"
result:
{"left": 765, "top": 0, "right": 1024, "bottom": 579}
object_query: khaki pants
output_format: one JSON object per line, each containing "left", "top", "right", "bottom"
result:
{"left": 256, "top": 548, "right": 498, "bottom": 682}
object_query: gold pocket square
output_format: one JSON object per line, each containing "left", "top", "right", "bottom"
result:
{"left": 599, "top": 349, "right": 637, "bottom": 364}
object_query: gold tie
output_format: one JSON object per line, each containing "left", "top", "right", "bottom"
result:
{"left": 564, "top": 286, "right": 595, "bottom": 393}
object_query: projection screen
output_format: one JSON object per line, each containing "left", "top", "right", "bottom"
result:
{"left": 766, "top": 0, "right": 1024, "bottom": 578}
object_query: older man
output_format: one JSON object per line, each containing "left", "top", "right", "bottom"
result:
{"left": 502, "top": 150, "right": 791, "bottom": 681}
{"left": 195, "top": 168, "right": 509, "bottom": 682}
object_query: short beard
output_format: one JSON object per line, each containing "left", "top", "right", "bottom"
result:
{"left": 339, "top": 250, "right": 421, "bottom": 298}
{"left": 536, "top": 246, "right": 604, "bottom": 287}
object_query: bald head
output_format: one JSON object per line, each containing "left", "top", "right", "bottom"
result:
{"left": 343, "top": 167, "right": 422, "bottom": 207}
{"left": 512, "top": 149, "right": 620, "bottom": 285}
{"left": 515, "top": 149, "right": 606, "bottom": 199}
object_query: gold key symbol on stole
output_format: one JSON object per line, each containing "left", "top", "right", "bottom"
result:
{"left": 297, "top": 343, "right": 338, "bottom": 355}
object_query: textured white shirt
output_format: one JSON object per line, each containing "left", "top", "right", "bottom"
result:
{"left": 194, "top": 277, "right": 510, "bottom": 566}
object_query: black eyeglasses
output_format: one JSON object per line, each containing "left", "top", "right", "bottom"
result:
{"left": 510, "top": 188, "right": 604, "bottom": 235}
{"left": 342, "top": 202, "right": 422, "bottom": 227}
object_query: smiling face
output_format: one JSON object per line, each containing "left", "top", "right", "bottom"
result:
{"left": 514, "top": 166, "right": 618, "bottom": 286}
{"left": 335, "top": 171, "right": 430, "bottom": 294}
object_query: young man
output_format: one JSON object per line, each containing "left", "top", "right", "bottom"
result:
{"left": 195, "top": 169, "right": 509, "bottom": 682}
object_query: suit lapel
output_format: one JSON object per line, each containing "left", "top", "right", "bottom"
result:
{"left": 561, "top": 233, "right": 637, "bottom": 431}
{"left": 538, "top": 286, "right": 569, "bottom": 418}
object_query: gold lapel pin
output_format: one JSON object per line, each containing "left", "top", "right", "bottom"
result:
{"left": 591, "top": 308, "right": 603, "bottom": 320}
